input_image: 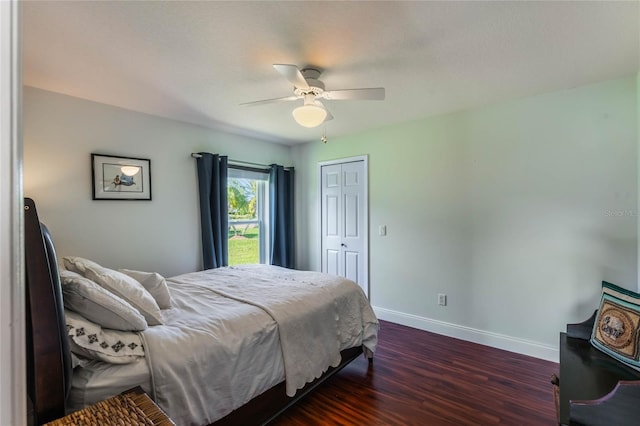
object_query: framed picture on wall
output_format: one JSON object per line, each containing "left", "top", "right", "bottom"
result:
{"left": 91, "top": 154, "right": 152, "bottom": 200}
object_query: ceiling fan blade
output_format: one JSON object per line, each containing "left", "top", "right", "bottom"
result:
{"left": 322, "top": 88, "right": 385, "bottom": 101}
{"left": 273, "top": 64, "right": 310, "bottom": 90}
{"left": 240, "top": 95, "right": 299, "bottom": 106}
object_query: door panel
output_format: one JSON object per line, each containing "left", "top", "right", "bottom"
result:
{"left": 326, "top": 249, "right": 340, "bottom": 276}
{"left": 343, "top": 169, "right": 359, "bottom": 187}
{"left": 344, "top": 193, "right": 359, "bottom": 238}
{"left": 344, "top": 250, "right": 359, "bottom": 283}
{"left": 326, "top": 195, "right": 339, "bottom": 236}
{"left": 326, "top": 171, "right": 340, "bottom": 187}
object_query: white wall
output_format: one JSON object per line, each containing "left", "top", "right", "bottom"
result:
{"left": 23, "top": 87, "right": 291, "bottom": 277}
{"left": 293, "top": 77, "right": 638, "bottom": 359}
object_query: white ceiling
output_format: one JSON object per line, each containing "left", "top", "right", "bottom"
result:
{"left": 22, "top": 1, "right": 639, "bottom": 145}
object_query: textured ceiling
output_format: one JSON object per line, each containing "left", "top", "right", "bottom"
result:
{"left": 22, "top": 1, "right": 639, "bottom": 145}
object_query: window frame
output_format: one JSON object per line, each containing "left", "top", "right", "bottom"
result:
{"left": 227, "top": 165, "right": 270, "bottom": 265}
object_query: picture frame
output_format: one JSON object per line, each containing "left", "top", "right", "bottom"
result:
{"left": 91, "top": 154, "right": 152, "bottom": 200}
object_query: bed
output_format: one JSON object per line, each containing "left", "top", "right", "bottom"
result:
{"left": 24, "top": 197, "right": 379, "bottom": 426}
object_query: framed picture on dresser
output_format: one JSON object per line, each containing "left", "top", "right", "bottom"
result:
{"left": 91, "top": 154, "right": 151, "bottom": 200}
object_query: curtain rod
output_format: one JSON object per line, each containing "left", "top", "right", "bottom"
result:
{"left": 190, "top": 153, "right": 293, "bottom": 171}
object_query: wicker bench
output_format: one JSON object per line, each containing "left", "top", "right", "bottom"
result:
{"left": 44, "top": 388, "right": 175, "bottom": 426}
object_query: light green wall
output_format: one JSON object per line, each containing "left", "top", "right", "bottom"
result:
{"left": 23, "top": 87, "right": 291, "bottom": 277}
{"left": 293, "top": 76, "right": 638, "bottom": 351}
{"left": 23, "top": 78, "right": 638, "bottom": 356}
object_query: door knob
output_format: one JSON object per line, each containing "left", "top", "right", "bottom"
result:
{"left": 341, "top": 243, "right": 347, "bottom": 247}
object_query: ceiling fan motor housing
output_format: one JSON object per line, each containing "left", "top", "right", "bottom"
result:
{"left": 300, "top": 67, "right": 322, "bottom": 80}
{"left": 295, "top": 67, "right": 325, "bottom": 96}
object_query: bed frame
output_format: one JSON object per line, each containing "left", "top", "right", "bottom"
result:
{"left": 24, "top": 197, "right": 72, "bottom": 425}
{"left": 24, "top": 197, "right": 366, "bottom": 426}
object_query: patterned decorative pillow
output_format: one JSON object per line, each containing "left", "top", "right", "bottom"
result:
{"left": 119, "top": 269, "right": 173, "bottom": 309}
{"left": 591, "top": 281, "right": 640, "bottom": 371}
{"left": 60, "top": 270, "right": 148, "bottom": 331}
{"left": 63, "top": 256, "right": 164, "bottom": 326}
{"left": 65, "top": 309, "right": 144, "bottom": 364}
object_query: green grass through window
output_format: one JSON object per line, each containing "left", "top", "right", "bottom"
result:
{"left": 228, "top": 225, "right": 260, "bottom": 265}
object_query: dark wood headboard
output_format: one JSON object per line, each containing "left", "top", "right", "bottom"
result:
{"left": 24, "top": 198, "right": 72, "bottom": 424}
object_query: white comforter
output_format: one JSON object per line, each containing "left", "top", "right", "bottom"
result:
{"left": 143, "top": 265, "right": 379, "bottom": 426}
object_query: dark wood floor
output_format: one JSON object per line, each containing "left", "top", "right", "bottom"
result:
{"left": 272, "top": 320, "right": 558, "bottom": 426}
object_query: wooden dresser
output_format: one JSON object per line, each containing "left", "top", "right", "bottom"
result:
{"left": 557, "top": 322, "right": 640, "bottom": 425}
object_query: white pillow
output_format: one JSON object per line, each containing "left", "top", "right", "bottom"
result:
{"left": 63, "top": 256, "right": 163, "bottom": 326}
{"left": 60, "top": 270, "right": 148, "bottom": 331}
{"left": 65, "top": 310, "right": 144, "bottom": 364}
{"left": 119, "top": 269, "right": 173, "bottom": 309}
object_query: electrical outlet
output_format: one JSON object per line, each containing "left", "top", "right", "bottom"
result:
{"left": 438, "top": 293, "right": 447, "bottom": 306}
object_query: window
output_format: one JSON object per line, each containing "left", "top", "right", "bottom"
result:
{"left": 227, "top": 167, "right": 269, "bottom": 265}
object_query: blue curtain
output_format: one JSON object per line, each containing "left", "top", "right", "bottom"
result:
{"left": 269, "top": 164, "right": 295, "bottom": 268}
{"left": 196, "top": 153, "right": 228, "bottom": 269}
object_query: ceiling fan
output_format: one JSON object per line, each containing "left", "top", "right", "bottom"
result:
{"left": 241, "top": 64, "right": 385, "bottom": 128}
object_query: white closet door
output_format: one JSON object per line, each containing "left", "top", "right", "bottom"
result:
{"left": 320, "top": 159, "right": 368, "bottom": 297}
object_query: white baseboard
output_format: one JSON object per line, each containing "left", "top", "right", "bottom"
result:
{"left": 373, "top": 306, "right": 559, "bottom": 363}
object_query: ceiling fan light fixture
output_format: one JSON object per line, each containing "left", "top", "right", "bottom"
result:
{"left": 292, "top": 103, "right": 327, "bottom": 128}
